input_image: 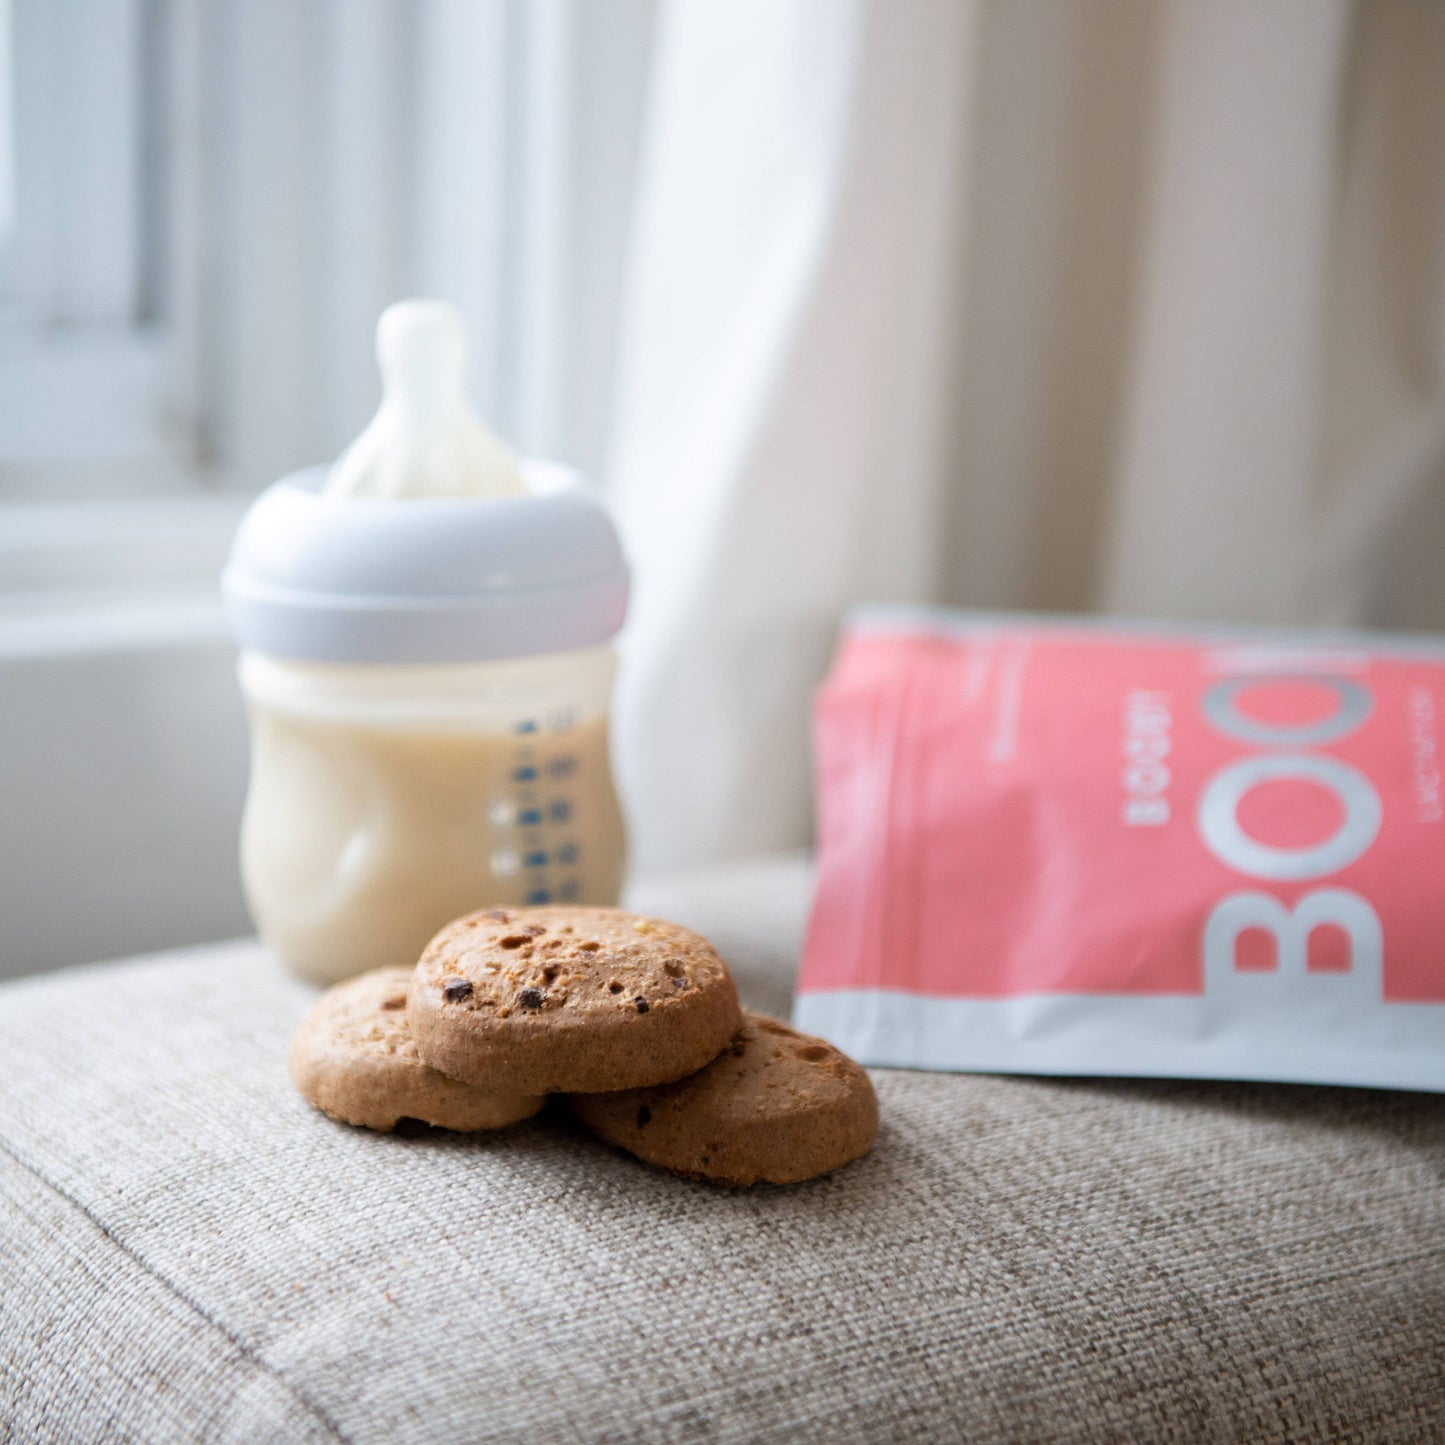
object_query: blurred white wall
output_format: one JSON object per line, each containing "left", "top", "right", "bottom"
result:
{"left": 2, "top": 0, "right": 1444, "bottom": 972}
{"left": 0, "top": 614, "right": 248, "bottom": 980}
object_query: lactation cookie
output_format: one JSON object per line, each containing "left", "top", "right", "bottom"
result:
{"left": 567, "top": 1012, "right": 878, "bottom": 1187}
{"left": 289, "top": 967, "right": 545, "bottom": 1132}
{"left": 407, "top": 906, "right": 743, "bottom": 1095}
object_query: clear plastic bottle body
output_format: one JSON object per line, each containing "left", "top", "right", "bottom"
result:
{"left": 238, "top": 643, "right": 625, "bottom": 985}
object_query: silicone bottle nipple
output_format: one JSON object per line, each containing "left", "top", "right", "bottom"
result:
{"left": 325, "top": 299, "right": 526, "bottom": 499}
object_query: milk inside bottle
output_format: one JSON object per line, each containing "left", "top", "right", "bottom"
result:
{"left": 223, "top": 301, "right": 628, "bottom": 985}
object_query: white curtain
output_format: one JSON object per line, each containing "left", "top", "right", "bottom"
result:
{"left": 606, "top": 0, "right": 975, "bottom": 872}
{"left": 606, "top": 0, "right": 1445, "bottom": 873}
{"left": 177, "top": 0, "right": 1445, "bottom": 875}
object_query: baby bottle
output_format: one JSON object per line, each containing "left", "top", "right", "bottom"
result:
{"left": 222, "top": 301, "right": 628, "bottom": 985}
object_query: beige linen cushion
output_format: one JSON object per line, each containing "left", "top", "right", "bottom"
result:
{"left": 2, "top": 856, "right": 1442, "bottom": 1443}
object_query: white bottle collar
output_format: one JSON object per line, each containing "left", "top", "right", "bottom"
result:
{"left": 222, "top": 459, "right": 628, "bottom": 665}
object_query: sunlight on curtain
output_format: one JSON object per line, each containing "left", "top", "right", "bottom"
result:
{"left": 604, "top": 0, "right": 1445, "bottom": 869}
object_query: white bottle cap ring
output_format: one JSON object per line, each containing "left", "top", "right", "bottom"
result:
{"left": 222, "top": 459, "right": 629, "bottom": 665}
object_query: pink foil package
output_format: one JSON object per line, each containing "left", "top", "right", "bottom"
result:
{"left": 795, "top": 610, "right": 1445, "bottom": 1092}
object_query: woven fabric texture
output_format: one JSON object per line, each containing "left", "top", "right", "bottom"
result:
{"left": 1, "top": 855, "right": 1442, "bottom": 1443}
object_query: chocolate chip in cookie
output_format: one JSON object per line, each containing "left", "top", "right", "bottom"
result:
{"left": 567, "top": 1012, "right": 877, "bottom": 1187}
{"left": 289, "top": 968, "right": 544, "bottom": 1133}
{"left": 407, "top": 907, "right": 742, "bottom": 1095}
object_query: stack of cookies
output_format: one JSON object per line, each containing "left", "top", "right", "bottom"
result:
{"left": 289, "top": 905, "right": 878, "bottom": 1187}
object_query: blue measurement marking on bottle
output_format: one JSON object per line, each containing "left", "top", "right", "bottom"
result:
{"left": 517, "top": 808, "right": 542, "bottom": 827}
{"left": 526, "top": 888, "right": 551, "bottom": 905}
{"left": 557, "top": 879, "right": 581, "bottom": 902}
{"left": 546, "top": 755, "right": 577, "bottom": 778}
{"left": 556, "top": 842, "right": 579, "bottom": 867}
{"left": 548, "top": 799, "right": 571, "bottom": 823}
{"left": 514, "top": 719, "right": 539, "bottom": 734}
{"left": 524, "top": 851, "right": 548, "bottom": 869}
{"left": 512, "top": 765, "right": 537, "bottom": 782}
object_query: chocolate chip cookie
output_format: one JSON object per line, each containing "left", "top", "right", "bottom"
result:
{"left": 289, "top": 967, "right": 545, "bottom": 1132}
{"left": 567, "top": 1011, "right": 878, "bottom": 1186}
{"left": 407, "top": 906, "right": 742, "bottom": 1095}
